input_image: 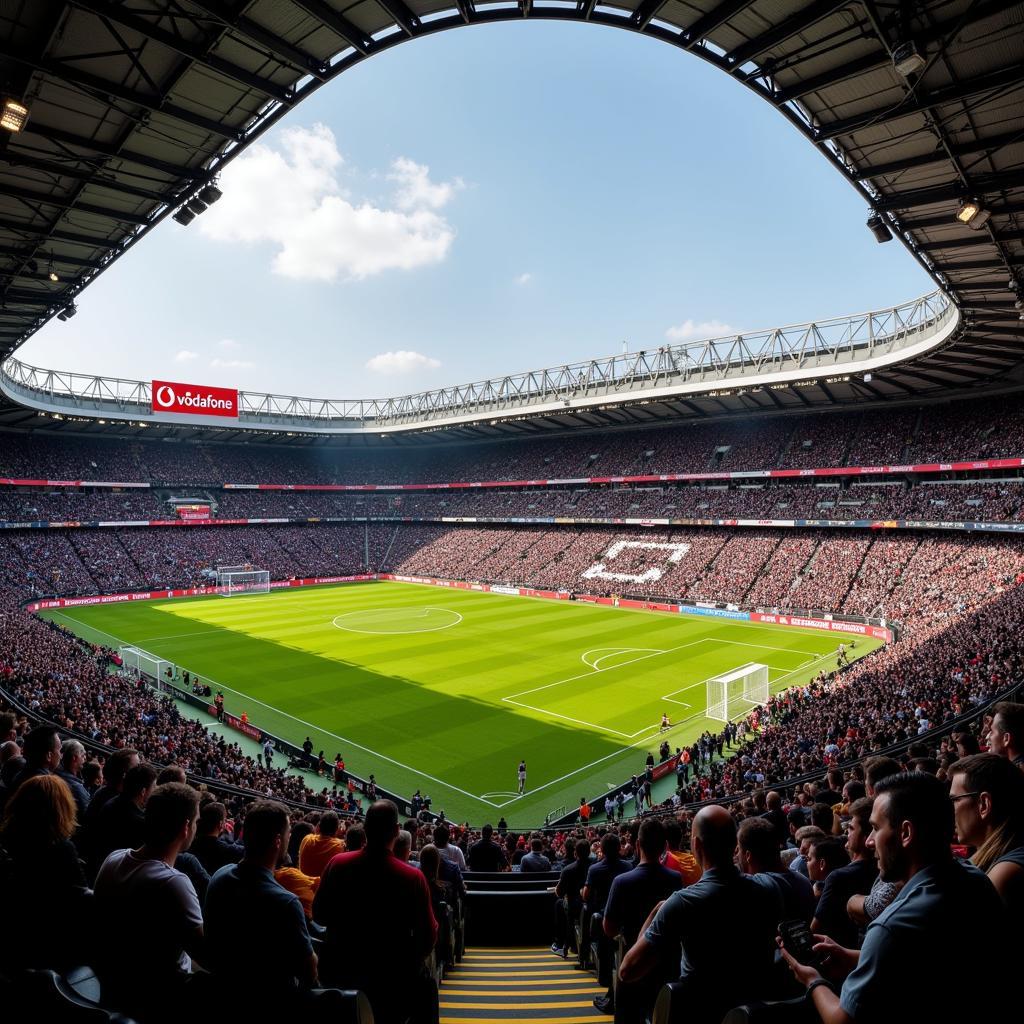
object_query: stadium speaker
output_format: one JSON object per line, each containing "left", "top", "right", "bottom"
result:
{"left": 173, "top": 206, "right": 196, "bottom": 226}
{"left": 866, "top": 212, "right": 892, "bottom": 243}
{"left": 198, "top": 183, "right": 223, "bottom": 205}
{"left": 185, "top": 196, "right": 208, "bottom": 216}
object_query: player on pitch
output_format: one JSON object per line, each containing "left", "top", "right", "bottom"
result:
{"left": 517, "top": 759, "right": 527, "bottom": 794}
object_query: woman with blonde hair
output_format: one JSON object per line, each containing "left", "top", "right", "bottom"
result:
{"left": 949, "top": 752, "right": 1024, "bottom": 913}
{"left": 0, "top": 773, "right": 88, "bottom": 966}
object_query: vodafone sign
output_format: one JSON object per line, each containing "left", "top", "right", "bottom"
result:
{"left": 151, "top": 379, "right": 238, "bottom": 419}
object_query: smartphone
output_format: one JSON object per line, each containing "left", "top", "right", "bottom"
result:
{"left": 779, "top": 919, "right": 819, "bottom": 966}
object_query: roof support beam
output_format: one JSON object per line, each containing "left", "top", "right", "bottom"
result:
{"left": 815, "top": 63, "right": 1024, "bottom": 141}
{"left": 66, "top": 0, "right": 296, "bottom": 101}
{"left": 287, "top": 0, "right": 373, "bottom": 54}
{"left": 872, "top": 169, "right": 1024, "bottom": 212}
{"left": 901, "top": 201, "right": 1024, "bottom": 231}
{"left": 19, "top": 122, "right": 199, "bottom": 179}
{"left": 918, "top": 229, "right": 1024, "bottom": 251}
{"left": 773, "top": 0, "right": 1024, "bottom": 101}
{"left": 0, "top": 45, "right": 243, "bottom": 142}
{"left": 726, "top": 0, "right": 850, "bottom": 66}
{"left": 186, "top": 1, "right": 328, "bottom": 79}
{"left": 855, "top": 128, "right": 1024, "bottom": 180}
{"left": 0, "top": 151, "right": 170, "bottom": 203}
{"left": 0, "top": 217, "right": 116, "bottom": 250}
{"left": 632, "top": 0, "right": 666, "bottom": 30}
{"left": 0, "top": 248, "right": 103, "bottom": 270}
{"left": 683, "top": 0, "right": 758, "bottom": 48}
{"left": 375, "top": 0, "right": 421, "bottom": 36}
{"left": 3, "top": 183, "right": 150, "bottom": 226}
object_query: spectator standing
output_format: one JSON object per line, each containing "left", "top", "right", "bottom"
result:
{"left": 7, "top": 724, "right": 61, "bottom": 800}
{"left": 189, "top": 801, "right": 243, "bottom": 876}
{"left": 93, "top": 783, "right": 205, "bottom": 1024}
{"left": 520, "top": 835, "right": 552, "bottom": 872}
{"left": 583, "top": 833, "right": 631, "bottom": 916}
{"left": 92, "top": 763, "right": 157, "bottom": 873}
{"left": 663, "top": 818, "right": 701, "bottom": 886}
{"left": 313, "top": 800, "right": 437, "bottom": 1024}
{"left": 434, "top": 822, "right": 467, "bottom": 872}
{"left": 599, "top": 819, "right": 681, "bottom": 1015}
{"left": 55, "top": 738, "right": 91, "bottom": 821}
{"left": 297, "top": 810, "right": 344, "bottom": 877}
{"left": 467, "top": 823, "right": 508, "bottom": 871}
{"left": 619, "top": 806, "right": 780, "bottom": 1023}
{"left": 738, "top": 817, "right": 817, "bottom": 923}
{"left": 204, "top": 800, "right": 318, "bottom": 1010}
{"left": 552, "top": 838, "right": 591, "bottom": 957}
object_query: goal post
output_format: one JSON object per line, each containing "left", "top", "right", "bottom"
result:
{"left": 215, "top": 567, "right": 270, "bottom": 597}
{"left": 120, "top": 646, "right": 175, "bottom": 687}
{"left": 706, "top": 662, "right": 770, "bottom": 723}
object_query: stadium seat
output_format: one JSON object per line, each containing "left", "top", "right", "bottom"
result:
{"left": 720, "top": 997, "right": 817, "bottom": 1024}
{"left": 9, "top": 968, "right": 137, "bottom": 1022}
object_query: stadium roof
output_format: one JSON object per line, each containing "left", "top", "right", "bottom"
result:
{"left": 0, "top": 0, "right": 1022, "bottom": 443}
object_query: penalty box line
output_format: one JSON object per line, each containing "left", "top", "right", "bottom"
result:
{"left": 47, "top": 612, "right": 509, "bottom": 811}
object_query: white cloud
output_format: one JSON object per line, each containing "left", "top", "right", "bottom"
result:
{"left": 174, "top": 349, "right": 199, "bottom": 363}
{"left": 665, "top": 318, "right": 737, "bottom": 342}
{"left": 365, "top": 350, "right": 442, "bottom": 375}
{"left": 515, "top": 272, "right": 533, "bottom": 286}
{"left": 389, "top": 156, "right": 463, "bottom": 211}
{"left": 210, "top": 357, "right": 255, "bottom": 370}
{"left": 199, "top": 124, "right": 461, "bottom": 281}
{"left": 218, "top": 338, "right": 242, "bottom": 351}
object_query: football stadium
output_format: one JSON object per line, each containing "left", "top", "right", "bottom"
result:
{"left": 0, "top": 2, "right": 1021, "bottom": 1024}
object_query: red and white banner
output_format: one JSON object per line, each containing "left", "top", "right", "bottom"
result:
{"left": 151, "top": 379, "right": 238, "bottom": 418}
{"left": 177, "top": 505, "right": 211, "bottom": 521}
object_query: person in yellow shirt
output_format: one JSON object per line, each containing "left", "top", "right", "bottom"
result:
{"left": 274, "top": 862, "right": 320, "bottom": 919}
{"left": 297, "top": 811, "right": 344, "bottom": 877}
{"left": 663, "top": 817, "right": 702, "bottom": 886}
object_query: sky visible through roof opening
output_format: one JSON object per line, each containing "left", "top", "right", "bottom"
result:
{"left": 23, "top": 21, "right": 934, "bottom": 398}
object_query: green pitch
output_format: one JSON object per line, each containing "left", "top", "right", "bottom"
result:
{"left": 43, "top": 581, "right": 882, "bottom": 825}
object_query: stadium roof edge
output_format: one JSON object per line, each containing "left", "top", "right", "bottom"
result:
{"left": 1, "top": 0, "right": 1022, "bottom": 433}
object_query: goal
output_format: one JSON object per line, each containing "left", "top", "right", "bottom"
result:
{"left": 216, "top": 567, "right": 270, "bottom": 597}
{"left": 705, "top": 662, "right": 770, "bottom": 723}
{"left": 120, "top": 646, "right": 174, "bottom": 687}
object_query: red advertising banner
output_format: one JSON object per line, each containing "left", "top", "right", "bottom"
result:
{"left": 178, "top": 505, "right": 211, "bottom": 521}
{"left": 151, "top": 379, "right": 238, "bottom": 418}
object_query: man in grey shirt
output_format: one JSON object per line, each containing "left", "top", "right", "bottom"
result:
{"left": 780, "top": 772, "right": 1010, "bottom": 1022}
{"left": 520, "top": 836, "right": 552, "bottom": 872}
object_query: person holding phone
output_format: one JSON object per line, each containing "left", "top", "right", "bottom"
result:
{"left": 778, "top": 773, "right": 1010, "bottom": 1022}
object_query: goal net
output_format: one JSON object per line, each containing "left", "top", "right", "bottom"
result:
{"left": 120, "top": 646, "right": 174, "bottom": 687}
{"left": 216, "top": 568, "right": 270, "bottom": 597}
{"left": 706, "top": 662, "right": 770, "bottom": 723}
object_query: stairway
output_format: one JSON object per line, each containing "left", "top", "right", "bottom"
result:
{"left": 441, "top": 947, "right": 608, "bottom": 1024}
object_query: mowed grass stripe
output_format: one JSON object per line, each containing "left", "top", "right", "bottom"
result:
{"left": 49, "top": 581, "right": 880, "bottom": 822}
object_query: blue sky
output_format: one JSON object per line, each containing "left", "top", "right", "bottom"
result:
{"left": 23, "top": 21, "right": 934, "bottom": 398}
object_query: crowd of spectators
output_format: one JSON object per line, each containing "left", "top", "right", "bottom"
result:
{"left": 4, "top": 477, "right": 1022, "bottom": 527}
{"left": 4, "top": 393, "right": 1024, "bottom": 489}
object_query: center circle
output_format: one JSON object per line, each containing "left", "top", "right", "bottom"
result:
{"left": 330, "top": 606, "right": 463, "bottom": 635}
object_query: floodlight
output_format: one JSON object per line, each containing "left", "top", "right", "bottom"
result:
{"left": 892, "top": 41, "right": 926, "bottom": 77}
{"left": 956, "top": 198, "right": 991, "bottom": 230}
{"left": 172, "top": 207, "right": 196, "bottom": 226}
{"left": 866, "top": 211, "right": 892, "bottom": 243}
{"left": 48, "top": 257, "right": 58, "bottom": 282}
{"left": 197, "top": 183, "right": 222, "bottom": 205}
{"left": 1, "top": 98, "right": 29, "bottom": 132}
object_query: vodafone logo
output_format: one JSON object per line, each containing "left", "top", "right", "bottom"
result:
{"left": 151, "top": 379, "right": 239, "bottom": 419}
